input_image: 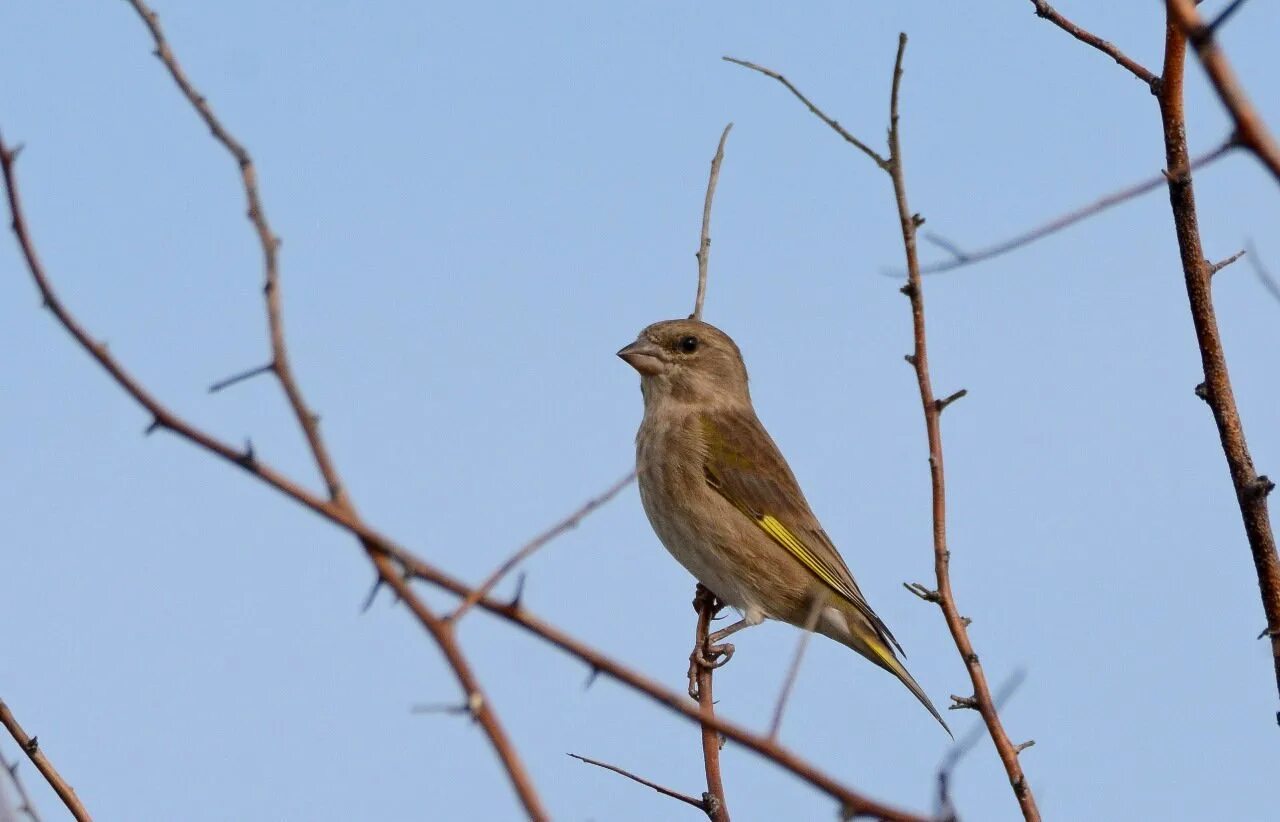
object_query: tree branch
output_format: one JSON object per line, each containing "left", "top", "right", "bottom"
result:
{"left": 1156, "top": 2, "right": 1280, "bottom": 714}
{"left": 1166, "top": 0, "right": 1280, "bottom": 184}
{"left": 1027, "top": 1, "right": 1159, "bottom": 91}
{"left": 567, "top": 754, "right": 708, "bottom": 814}
{"left": 0, "top": 700, "right": 89, "bottom": 822}
{"left": 690, "top": 587, "right": 731, "bottom": 821}
{"left": 694, "top": 124, "right": 734, "bottom": 320}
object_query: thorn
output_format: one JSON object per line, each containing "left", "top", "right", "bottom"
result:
{"left": 904, "top": 354, "right": 917, "bottom": 366}
{"left": 911, "top": 213, "right": 926, "bottom": 228}
{"left": 144, "top": 417, "right": 162, "bottom": 436}
{"left": 508, "top": 571, "right": 527, "bottom": 609}
{"left": 935, "top": 388, "right": 968, "bottom": 413}
{"left": 1194, "top": 382, "right": 1209, "bottom": 401}
{"left": 584, "top": 666, "right": 601, "bottom": 691}
{"left": 1250, "top": 475, "right": 1275, "bottom": 499}
{"left": 1258, "top": 626, "right": 1279, "bottom": 640}
{"left": 899, "top": 281, "right": 917, "bottom": 298}
{"left": 239, "top": 438, "right": 257, "bottom": 469}
{"left": 208, "top": 362, "right": 274, "bottom": 393}
{"left": 22, "top": 737, "right": 38, "bottom": 755}
{"left": 360, "top": 576, "right": 385, "bottom": 613}
{"left": 1208, "top": 249, "right": 1246, "bottom": 276}
{"left": 903, "top": 582, "right": 940, "bottom": 603}
{"left": 948, "top": 695, "right": 978, "bottom": 711}
{"left": 1014, "top": 739, "right": 1036, "bottom": 754}
{"left": 960, "top": 616, "right": 972, "bottom": 627}
{"left": 411, "top": 701, "right": 472, "bottom": 716}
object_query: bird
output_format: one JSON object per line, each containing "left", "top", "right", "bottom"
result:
{"left": 617, "top": 317, "right": 949, "bottom": 734}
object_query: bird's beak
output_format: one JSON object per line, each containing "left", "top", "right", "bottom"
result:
{"left": 616, "top": 339, "right": 665, "bottom": 376}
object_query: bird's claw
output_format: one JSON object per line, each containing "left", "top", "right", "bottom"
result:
{"left": 686, "top": 641, "right": 735, "bottom": 700}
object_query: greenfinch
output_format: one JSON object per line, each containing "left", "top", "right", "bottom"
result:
{"left": 618, "top": 318, "right": 948, "bottom": 733}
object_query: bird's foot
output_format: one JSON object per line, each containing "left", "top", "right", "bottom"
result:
{"left": 686, "top": 641, "right": 735, "bottom": 700}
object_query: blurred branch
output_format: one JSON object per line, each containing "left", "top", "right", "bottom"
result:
{"left": 725, "top": 37, "right": 1041, "bottom": 821}
{"left": 1154, "top": 4, "right": 1280, "bottom": 711}
{"left": 447, "top": 470, "right": 636, "bottom": 623}
{"left": 911, "top": 139, "right": 1233, "bottom": 275}
{"left": 567, "top": 754, "right": 709, "bottom": 815}
{"left": 0, "top": 139, "right": 928, "bottom": 822}
{"left": 0, "top": 743, "right": 42, "bottom": 822}
{"left": 693, "top": 124, "right": 734, "bottom": 321}
{"left": 0, "top": 700, "right": 89, "bottom": 822}
{"left": 767, "top": 594, "right": 823, "bottom": 739}
{"left": 1027, "top": 1, "right": 1159, "bottom": 90}
{"left": 1167, "top": 0, "right": 1280, "bottom": 185}
{"left": 1245, "top": 242, "right": 1280, "bottom": 304}
{"left": 935, "top": 670, "right": 1030, "bottom": 822}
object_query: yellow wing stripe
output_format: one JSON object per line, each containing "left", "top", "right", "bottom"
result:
{"left": 757, "top": 514, "right": 859, "bottom": 604}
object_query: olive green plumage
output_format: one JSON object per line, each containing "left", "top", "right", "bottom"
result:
{"left": 618, "top": 317, "right": 948, "bottom": 734}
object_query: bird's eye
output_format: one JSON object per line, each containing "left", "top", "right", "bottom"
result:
{"left": 678, "top": 335, "right": 699, "bottom": 353}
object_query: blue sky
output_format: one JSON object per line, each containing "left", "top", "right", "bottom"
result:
{"left": 2, "top": 2, "right": 1278, "bottom": 820}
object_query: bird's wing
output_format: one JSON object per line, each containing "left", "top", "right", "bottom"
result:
{"left": 699, "top": 410, "right": 904, "bottom": 654}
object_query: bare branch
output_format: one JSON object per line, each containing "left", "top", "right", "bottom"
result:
{"left": 913, "top": 140, "right": 1233, "bottom": 275}
{"left": 1245, "top": 242, "right": 1280, "bottom": 304}
{"left": 1027, "top": 1, "right": 1159, "bottom": 90}
{"left": 768, "top": 594, "right": 824, "bottom": 739}
{"left": 568, "top": 754, "right": 708, "bottom": 814}
{"left": 208, "top": 362, "right": 274, "bottom": 393}
{"left": 693, "top": 124, "right": 734, "bottom": 321}
{"left": 447, "top": 471, "right": 635, "bottom": 623}
{"left": 1155, "top": 10, "right": 1280, "bottom": 705}
{"left": 689, "top": 586, "right": 731, "bottom": 821}
{"left": 722, "top": 57, "right": 889, "bottom": 170}
{"left": 0, "top": 743, "right": 43, "bottom": 822}
{"left": 0, "top": 700, "right": 89, "bottom": 822}
{"left": 1167, "top": 0, "right": 1280, "bottom": 185}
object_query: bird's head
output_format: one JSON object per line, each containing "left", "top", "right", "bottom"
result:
{"left": 617, "top": 318, "right": 750, "bottom": 407}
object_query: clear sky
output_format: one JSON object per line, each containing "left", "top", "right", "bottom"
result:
{"left": 3, "top": 2, "right": 1279, "bottom": 820}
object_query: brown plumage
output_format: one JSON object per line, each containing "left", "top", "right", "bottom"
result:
{"left": 618, "top": 318, "right": 949, "bottom": 734}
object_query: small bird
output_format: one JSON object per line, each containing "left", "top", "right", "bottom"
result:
{"left": 618, "top": 317, "right": 948, "bottom": 733}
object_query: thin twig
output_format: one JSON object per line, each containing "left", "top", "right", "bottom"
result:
{"left": 0, "top": 700, "right": 89, "bottom": 822}
{"left": 124, "top": 4, "right": 551, "bottom": 817}
{"left": 568, "top": 754, "right": 708, "bottom": 814}
{"left": 728, "top": 38, "right": 1041, "bottom": 820}
{"left": 1156, "top": 4, "right": 1280, "bottom": 709}
{"left": 0, "top": 136, "right": 927, "bottom": 822}
{"left": 0, "top": 743, "right": 42, "bottom": 822}
{"left": 1167, "top": 0, "right": 1280, "bottom": 185}
{"left": 691, "top": 586, "right": 731, "bottom": 822}
{"left": 912, "top": 140, "right": 1233, "bottom": 275}
{"left": 693, "top": 124, "right": 733, "bottom": 321}
{"left": 447, "top": 471, "right": 635, "bottom": 623}
{"left": 768, "top": 594, "right": 824, "bottom": 739}
{"left": 721, "top": 58, "right": 889, "bottom": 170}
{"left": 1207, "top": 249, "right": 1246, "bottom": 277}
{"left": 1245, "top": 242, "right": 1280, "bottom": 304}
{"left": 1027, "top": 1, "right": 1159, "bottom": 91}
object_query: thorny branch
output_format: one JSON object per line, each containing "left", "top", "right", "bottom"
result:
{"left": 1154, "top": 2, "right": 1280, "bottom": 712}
{"left": 725, "top": 36, "right": 1041, "bottom": 821}
{"left": 0, "top": 699, "right": 89, "bottom": 822}
{"left": 0, "top": 135, "right": 928, "bottom": 822}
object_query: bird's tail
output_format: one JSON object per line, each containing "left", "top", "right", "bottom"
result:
{"left": 820, "top": 606, "right": 952, "bottom": 737}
